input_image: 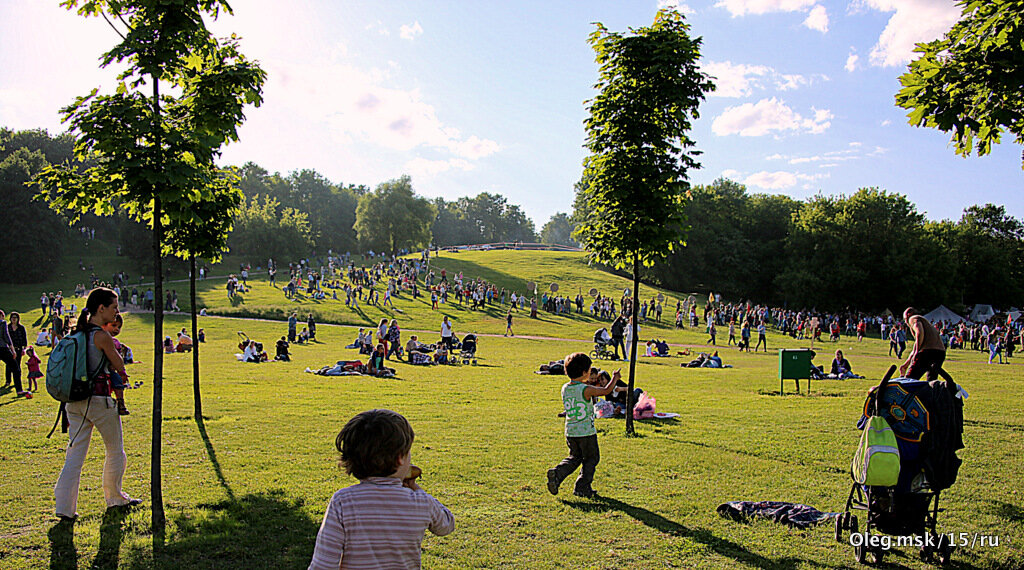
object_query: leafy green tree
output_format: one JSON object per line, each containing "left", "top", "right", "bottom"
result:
{"left": 354, "top": 176, "right": 435, "bottom": 253}
{"left": 430, "top": 197, "right": 472, "bottom": 247}
{"left": 456, "top": 192, "right": 537, "bottom": 243}
{"left": 0, "top": 133, "right": 70, "bottom": 282}
{"left": 573, "top": 9, "right": 713, "bottom": 435}
{"left": 34, "top": 0, "right": 264, "bottom": 534}
{"left": 937, "top": 204, "right": 1024, "bottom": 307}
{"left": 163, "top": 168, "right": 242, "bottom": 420}
{"left": 229, "top": 195, "right": 313, "bottom": 261}
{"left": 541, "top": 212, "right": 578, "bottom": 247}
{"left": 896, "top": 1, "right": 1024, "bottom": 166}
{"left": 777, "top": 188, "right": 949, "bottom": 311}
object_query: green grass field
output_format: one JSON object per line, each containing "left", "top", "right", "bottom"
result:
{"left": 1, "top": 251, "right": 1022, "bottom": 569}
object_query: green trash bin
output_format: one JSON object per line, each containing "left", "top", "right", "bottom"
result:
{"left": 778, "top": 348, "right": 816, "bottom": 394}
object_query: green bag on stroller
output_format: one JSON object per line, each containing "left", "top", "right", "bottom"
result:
{"left": 852, "top": 414, "right": 900, "bottom": 486}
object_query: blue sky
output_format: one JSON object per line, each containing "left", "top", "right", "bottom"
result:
{"left": 2, "top": 0, "right": 1021, "bottom": 227}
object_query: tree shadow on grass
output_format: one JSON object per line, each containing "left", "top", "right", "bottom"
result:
{"left": 561, "top": 496, "right": 828, "bottom": 570}
{"left": 989, "top": 500, "right": 1024, "bottom": 523}
{"left": 123, "top": 490, "right": 318, "bottom": 570}
{"left": 120, "top": 418, "right": 320, "bottom": 568}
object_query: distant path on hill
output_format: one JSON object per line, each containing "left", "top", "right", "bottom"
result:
{"left": 139, "top": 311, "right": 1020, "bottom": 368}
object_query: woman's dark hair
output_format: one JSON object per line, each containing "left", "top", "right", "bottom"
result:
{"left": 336, "top": 409, "right": 414, "bottom": 479}
{"left": 75, "top": 287, "right": 118, "bottom": 333}
{"left": 9, "top": 312, "right": 19, "bottom": 323}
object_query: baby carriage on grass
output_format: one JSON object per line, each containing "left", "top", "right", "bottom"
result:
{"left": 591, "top": 328, "right": 615, "bottom": 360}
{"left": 834, "top": 364, "right": 965, "bottom": 565}
{"left": 459, "top": 333, "right": 478, "bottom": 365}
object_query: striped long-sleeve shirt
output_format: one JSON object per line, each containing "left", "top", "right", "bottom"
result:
{"left": 309, "top": 477, "right": 455, "bottom": 570}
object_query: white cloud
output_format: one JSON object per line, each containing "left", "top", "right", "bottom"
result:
{"left": 856, "top": 0, "right": 961, "bottom": 67}
{"left": 744, "top": 170, "right": 827, "bottom": 190}
{"left": 845, "top": 50, "right": 859, "bottom": 72}
{"left": 405, "top": 157, "right": 472, "bottom": 179}
{"left": 803, "top": 5, "right": 828, "bottom": 32}
{"left": 702, "top": 61, "right": 825, "bottom": 98}
{"left": 657, "top": 0, "right": 696, "bottom": 15}
{"left": 880, "top": 119, "right": 892, "bottom": 127}
{"left": 721, "top": 168, "right": 742, "bottom": 179}
{"left": 716, "top": 0, "right": 817, "bottom": 16}
{"left": 744, "top": 171, "right": 797, "bottom": 189}
{"left": 399, "top": 21, "right": 423, "bottom": 40}
{"left": 365, "top": 20, "right": 390, "bottom": 37}
{"left": 712, "top": 97, "right": 832, "bottom": 136}
{"left": 702, "top": 61, "right": 771, "bottom": 98}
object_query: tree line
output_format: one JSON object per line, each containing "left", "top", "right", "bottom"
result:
{"left": 4, "top": 126, "right": 1022, "bottom": 312}
{"left": 586, "top": 178, "right": 1023, "bottom": 313}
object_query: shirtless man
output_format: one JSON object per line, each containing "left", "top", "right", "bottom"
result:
{"left": 899, "top": 307, "right": 946, "bottom": 380}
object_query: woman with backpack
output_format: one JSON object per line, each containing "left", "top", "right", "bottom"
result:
{"left": 54, "top": 287, "right": 141, "bottom": 521}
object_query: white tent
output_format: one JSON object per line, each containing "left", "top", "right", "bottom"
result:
{"left": 924, "top": 305, "right": 964, "bottom": 325}
{"left": 969, "top": 304, "right": 996, "bottom": 323}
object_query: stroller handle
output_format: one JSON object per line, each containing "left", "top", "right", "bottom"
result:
{"left": 873, "top": 365, "right": 898, "bottom": 414}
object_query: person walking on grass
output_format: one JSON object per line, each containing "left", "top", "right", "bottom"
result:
{"left": 547, "top": 353, "right": 618, "bottom": 499}
{"left": 54, "top": 287, "right": 142, "bottom": 521}
{"left": 505, "top": 308, "right": 514, "bottom": 337}
{"left": 755, "top": 321, "right": 768, "bottom": 352}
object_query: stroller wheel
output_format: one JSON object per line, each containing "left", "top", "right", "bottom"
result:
{"left": 854, "top": 542, "right": 867, "bottom": 564}
{"left": 834, "top": 515, "right": 844, "bottom": 542}
{"left": 938, "top": 541, "right": 953, "bottom": 565}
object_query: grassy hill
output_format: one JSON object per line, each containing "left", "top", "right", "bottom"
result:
{"left": 1, "top": 246, "right": 1021, "bottom": 569}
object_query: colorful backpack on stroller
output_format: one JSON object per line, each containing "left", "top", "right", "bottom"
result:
{"left": 852, "top": 373, "right": 900, "bottom": 486}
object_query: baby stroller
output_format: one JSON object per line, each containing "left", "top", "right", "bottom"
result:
{"left": 459, "top": 333, "right": 478, "bottom": 365}
{"left": 591, "top": 328, "right": 615, "bottom": 360}
{"left": 834, "top": 365, "right": 965, "bottom": 565}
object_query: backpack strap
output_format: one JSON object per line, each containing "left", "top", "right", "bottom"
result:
{"left": 46, "top": 402, "right": 67, "bottom": 439}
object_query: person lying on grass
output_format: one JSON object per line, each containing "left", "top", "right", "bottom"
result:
{"left": 309, "top": 409, "right": 455, "bottom": 570}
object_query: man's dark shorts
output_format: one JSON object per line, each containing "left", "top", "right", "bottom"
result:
{"left": 906, "top": 348, "right": 946, "bottom": 380}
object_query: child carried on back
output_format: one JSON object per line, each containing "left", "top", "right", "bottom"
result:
{"left": 102, "top": 314, "right": 132, "bottom": 415}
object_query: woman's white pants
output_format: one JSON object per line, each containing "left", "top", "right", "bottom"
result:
{"left": 54, "top": 396, "right": 130, "bottom": 517}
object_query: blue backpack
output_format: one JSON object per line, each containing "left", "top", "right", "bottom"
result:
{"left": 45, "top": 328, "right": 96, "bottom": 437}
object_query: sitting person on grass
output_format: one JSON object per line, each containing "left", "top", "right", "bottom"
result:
{"left": 367, "top": 344, "right": 395, "bottom": 377}
{"left": 829, "top": 349, "right": 863, "bottom": 379}
{"left": 275, "top": 336, "right": 291, "bottom": 362}
{"left": 175, "top": 331, "right": 193, "bottom": 352}
{"left": 163, "top": 336, "right": 175, "bottom": 354}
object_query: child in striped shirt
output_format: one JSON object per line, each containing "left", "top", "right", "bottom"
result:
{"left": 309, "top": 409, "right": 454, "bottom": 570}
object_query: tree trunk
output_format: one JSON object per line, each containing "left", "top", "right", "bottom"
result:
{"left": 151, "top": 78, "right": 166, "bottom": 538}
{"left": 625, "top": 251, "right": 640, "bottom": 436}
{"left": 191, "top": 254, "right": 201, "bottom": 419}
